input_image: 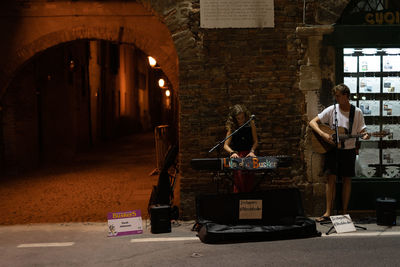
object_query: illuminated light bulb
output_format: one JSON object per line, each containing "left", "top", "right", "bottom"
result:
{"left": 158, "top": 78, "right": 165, "bottom": 88}
{"left": 69, "top": 60, "right": 75, "bottom": 70}
{"left": 148, "top": 56, "right": 157, "bottom": 67}
{"left": 165, "top": 90, "right": 171, "bottom": 97}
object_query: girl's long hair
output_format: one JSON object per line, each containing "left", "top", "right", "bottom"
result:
{"left": 225, "top": 104, "right": 251, "bottom": 131}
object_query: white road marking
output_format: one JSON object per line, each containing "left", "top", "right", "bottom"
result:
{"left": 130, "top": 237, "right": 199, "bottom": 243}
{"left": 324, "top": 231, "right": 400, "bottom": 237}
{"left": 17, "top": 242, "right": 75, "bottom": 248}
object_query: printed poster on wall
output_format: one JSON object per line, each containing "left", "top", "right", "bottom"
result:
{"left": 359, "top": 56, "right": 380, "bottom": 72}
{"left": 344, "top": 56, "right": 357, "bottom": 73}
{"left": 359, "top": 100, "right": 380, "bottom": 116}
{"left": 357, "top": 148, "right": 380, "bottom": 178}
{"left": 382, "top": 148, "right": 400, "bottom": 178}
{"left": 344, "top": 77, "right": 357, "bottom": 93}
{"left": 383, "top": 101, "right": 400, "bottom": 116}
{"left": 108, "top": 210, "right": 143, "bottom": 237}
{"left": 359, "top": 77, "right": 380, "bottom": 93}
{"left": 383, "top": 55, "right": 400, "bottom": 72}
{"left": 383, "top": 124, "right": 399, "bottom": 140}
{"left": 200, "top": 0, "right": 274, "bottom": 28}
{"left": 383, "top": 77, "right": 400, "bottom": 93}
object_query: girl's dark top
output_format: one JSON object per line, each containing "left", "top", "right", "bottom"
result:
{"left": 231, "top": 125, "right": 253, "bottom": 152}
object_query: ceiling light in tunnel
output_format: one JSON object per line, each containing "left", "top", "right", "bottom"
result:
{"left": 69, "top": 60, "right": 75, "bottom": 71}
{"left": 165, "top": 89, "right": 171, "bottom": 97}
{"left": 158, "top": 78, "right": 165, "bottom": 88}
{"left": 148, "top": 56, "right": 157, "bottom": 67}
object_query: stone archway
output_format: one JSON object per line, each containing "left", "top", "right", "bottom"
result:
{"left": 315, "top": 0, "right": 352, "bottom": 24}
{"left": 0, "top": 1, "right": 179, "bottom": 100}
{"left": 0, "top": 1, "right": 186, "bottom": 223}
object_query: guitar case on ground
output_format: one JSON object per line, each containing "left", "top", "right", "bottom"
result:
{"left": 197, "top": 216, "right": 319, "bottom": 244}
{"left": 194, "top": 188, "right": 321, "bottom": 244}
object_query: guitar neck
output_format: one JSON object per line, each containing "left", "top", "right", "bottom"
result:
{"left": 338, "top": 134, "right": 362, "bottom": 140}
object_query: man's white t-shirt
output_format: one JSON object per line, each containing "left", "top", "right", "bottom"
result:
{"left": 318, "top": 104, "right": 366, "bottom": 149}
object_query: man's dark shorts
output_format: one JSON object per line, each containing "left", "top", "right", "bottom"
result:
{"left": 324, "top": 148, "right": 356, "bottom": 177}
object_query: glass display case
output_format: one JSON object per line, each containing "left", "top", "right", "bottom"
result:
{"left": 343, "top": 48, "right": 400, "bottom": 179}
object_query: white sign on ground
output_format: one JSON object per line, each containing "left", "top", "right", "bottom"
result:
{"left": 239, "top": 199, "right": 263, "bottom": 219}
{"left": 330, "top": 214, "right": 356, "bottom": 233}
{"left": 200, "top": 0, "right": 274, "bottom": 28}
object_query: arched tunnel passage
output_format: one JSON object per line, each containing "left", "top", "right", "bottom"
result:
{"left": 0, "top": 40, "right": 178, "bottom": 224}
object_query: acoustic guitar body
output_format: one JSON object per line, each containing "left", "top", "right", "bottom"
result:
{"left": 310, "top": 124, "right": 388, "bottom": 154}
{"left": 310, "top": 124, "right": 348, "bottom": 154}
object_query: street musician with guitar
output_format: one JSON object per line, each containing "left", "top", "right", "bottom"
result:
{"left": 309, "top": 84, "right": 370, "bottom": 223}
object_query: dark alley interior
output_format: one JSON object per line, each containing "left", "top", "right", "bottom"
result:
{"left": 0, "top": 39, "right": 178, "bottom": 224}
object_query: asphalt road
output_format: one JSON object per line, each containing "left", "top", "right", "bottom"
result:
{"left": 1, "top": 220, "right": 400, "bottom": 267}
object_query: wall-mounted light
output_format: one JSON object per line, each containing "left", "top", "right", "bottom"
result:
{"left": 69, "top": 59, "right": 75, "bottom": 71}
{"left": 165, "top": 89, "right": 171, "bottom": 97}
{"left": 148, "top": 56, "right": 157, "bottom": 67}
{"left": 158, "top": 78, "right": 166, "bottom": 88}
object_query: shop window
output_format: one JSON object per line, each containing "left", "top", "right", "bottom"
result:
{"left": 343, "top": 47, "right": 400, "bottom": 178}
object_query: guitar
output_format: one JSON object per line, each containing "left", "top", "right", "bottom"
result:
{"left": 311, "top": 124, "right": 390, "bottom": 154}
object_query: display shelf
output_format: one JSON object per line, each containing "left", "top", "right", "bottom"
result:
{"left": 343, "top": 47, "right": 400, "bottom": 178}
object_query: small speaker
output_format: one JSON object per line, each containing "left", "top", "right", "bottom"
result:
{"left": 376, "top": 197, "right": 397, "bottom": 226}
{"left": 150, "top": 205, "right": 171, "bottom": 234}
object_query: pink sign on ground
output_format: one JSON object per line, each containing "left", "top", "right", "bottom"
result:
{"left": 107, "top": 210, "right": 143, "bottom": 237}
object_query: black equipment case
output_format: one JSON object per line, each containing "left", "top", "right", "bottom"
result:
{"left": 194, "top": 188, "right": 321, "bottom": 243}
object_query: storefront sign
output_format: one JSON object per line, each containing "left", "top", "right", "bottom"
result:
{"left": 365, "top": 11, "right": 400, "bottom": 25}
{"left": 107, "top": 210, "right": 143, "bottom": 237}
{"left": 200, "top": 0, "right": 274, "bottom": 28}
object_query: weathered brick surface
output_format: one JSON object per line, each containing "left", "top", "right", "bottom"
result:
{"left": 176, "top": 1, "right": 308, "bottom": 218}
{"left": 0, "top": 0, "right": 351, "bottom": 218}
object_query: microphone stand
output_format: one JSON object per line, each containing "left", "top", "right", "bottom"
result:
{"left": 209, "top": 115, "right": 255, "bottom": 153}
{"left": 323, "top": 100, "right": 340, "bottom": 233}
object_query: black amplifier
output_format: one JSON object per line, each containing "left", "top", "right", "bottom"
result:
{"left": 150, "top": 204, "right": 171, "bottom": 234}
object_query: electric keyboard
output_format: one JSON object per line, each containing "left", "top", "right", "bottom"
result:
{"left": 190, "top": 156, "right": 292, "bottom": 171}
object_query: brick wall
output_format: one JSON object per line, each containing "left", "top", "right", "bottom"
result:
{"left": 0, "top": 0, "right": 352, "bottom": 218}
{"left": 177, "top": 0, "right": 311, "bottom": 218}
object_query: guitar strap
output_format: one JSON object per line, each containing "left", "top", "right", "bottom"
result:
{"left": 349, "top": 104, "right": 355, "bottom": 135}
{"left": 343, "top": 104, "right": 356, "bottom": 149}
